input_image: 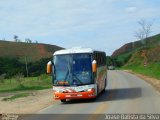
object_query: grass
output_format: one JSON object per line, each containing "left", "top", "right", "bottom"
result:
{"left": 120, "top": 44, "right": 160, "bottom": 80}
{"left": 116, "top": 52, "right": 132, "bottom": 63}
{"left": 2, "top": 93, "right": 30, "bottom": 101}
{"left": 0, "top": 74, "right": 52, "bottom": 92}
{"left": 122, "top": 63, "right": 160, "bottom": 80}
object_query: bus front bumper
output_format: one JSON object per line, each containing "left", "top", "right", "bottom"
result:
{"left": 54, "top": 91, "right": 96, "bottom": 100}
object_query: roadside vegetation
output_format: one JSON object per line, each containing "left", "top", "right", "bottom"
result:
{"left": 0, "top": 57, "right": 53, "bottom": 93}
{"left": 2, "top": 93, "right": 31, "bottom": 101}
{"left": 0, "top": 40, "right": 63, "bottom": 93}
{"left": 121, "top": 46, "right": 160, "bottom": 80}
{"left": 122, "top": 63, "right": 160, "bottom": 80}
{"left": 113, "top": 44, "right": 160, "bottom": 80}
{"left": 0, "top": 57, "right": 51, "bottom": 78}
{"left": 0, "top": 74, "right": 51, "bottom": 92}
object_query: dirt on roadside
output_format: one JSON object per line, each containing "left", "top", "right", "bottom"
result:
{"left": 0, "top": 89, "right": 55, "bottom": 114}
{"left": 124, "top": 70, "right": 160, "bottom": 93}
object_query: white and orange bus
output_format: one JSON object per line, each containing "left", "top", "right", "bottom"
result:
{"left": 47, "top": 47, "right": 107, "bottom": 102}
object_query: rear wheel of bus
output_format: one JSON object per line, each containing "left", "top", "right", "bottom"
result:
{"left": 102, "top": 78, "right": 107, "bottom": 92}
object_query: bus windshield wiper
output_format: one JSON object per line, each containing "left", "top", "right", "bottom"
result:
{"left": 72, "top": 73, "right": 84, "bottom": 85}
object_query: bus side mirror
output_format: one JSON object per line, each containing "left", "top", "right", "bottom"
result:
{"left": 92, "top": 60, "right": 97, "bottom": 73}
{"left": 47, "top": 61, "right": 52, "bottom": 74}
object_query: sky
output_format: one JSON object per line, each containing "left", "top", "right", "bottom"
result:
{"left": 0, "top": 0, "right": 160, "bottom": 55}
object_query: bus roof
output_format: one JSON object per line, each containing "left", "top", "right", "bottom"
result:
{"left": 53, "top": 47, "right": 94, "bottom": 55}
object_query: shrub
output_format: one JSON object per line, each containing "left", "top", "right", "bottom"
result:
{"left": 0, "top": 73, "right": 6, "bottom": 83}
{"left": 14, "top": 73, "right": 24, "bottom": 85}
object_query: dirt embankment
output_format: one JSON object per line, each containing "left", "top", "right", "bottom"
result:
{"left": 124, "top": 70, "right": 160, "bottom": 92}
{"left": 0, "top": 89, "right": 55, "bottom": 114}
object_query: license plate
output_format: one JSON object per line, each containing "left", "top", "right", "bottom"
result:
{"left": 71, "top": 94, "right": 77, "bottom": 97}
{"left": 66, "top": 94, "right": 77, "bottom": 97}
{"left": 66, "top": 94, "right": 82, "bottom": 97}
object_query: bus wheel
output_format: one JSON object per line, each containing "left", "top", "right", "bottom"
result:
{"left": 102, "top": 79, "right": 106, "bottom": 92}
{"left": 61, "top": 99, "right": 66, "bottom": 103}
{"left": 96, "top": 86, "right": 99, "bottom": 96}
{"left": 102, "top": 88, "right": 106, "bottom": 93}
{"left": 105, "top": 78, "right": 107, "bottom": 88}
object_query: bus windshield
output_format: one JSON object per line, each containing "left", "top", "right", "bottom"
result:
{"left": 53, "top": 54, "right": 93, "bottom": 86}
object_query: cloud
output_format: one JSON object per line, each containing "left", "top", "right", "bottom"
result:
{"left": 125, "top": 7, "right": 137, "bottom": 12}
{"left": 0, "top": 0, "right": 160, "bottom": 55}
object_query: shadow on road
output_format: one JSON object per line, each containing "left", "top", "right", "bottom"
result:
{"left": 63, "top": 87, "right": 142, "bottom": 104}
{"left": 98, "top": 87, "right": 142, "bottom": 102}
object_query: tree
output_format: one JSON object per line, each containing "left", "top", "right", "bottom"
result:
{"left": 24, "top": 38, "right": 33, "bottom": 77}
{"left": 14, "top": 73, "right": 24, "bottom": 85}
{"left": 134, "top": 19, "right": 153, "bottom": 48}
{"left": 14, "top": 35, "right": 21, "bottom": 42}
{"left": 35, "top": 40, "right": 38, "bottom": 43}
{"left": 25, "top": 38, "right": 32, "bottom": 43}
{"left": 134, "top": 19, "right": 153, "bottom": 66}
{"left": 25, "top": 56, "right": 29, "bottom": 77}
{"left": 14, "top": 35, "right": 18, "bottom": 41}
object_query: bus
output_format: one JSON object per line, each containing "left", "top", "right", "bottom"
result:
{"left": 47, "top": 47, "right": 107, "bottom": 102}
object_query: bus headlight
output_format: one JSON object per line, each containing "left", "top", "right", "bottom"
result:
{"left": 87, "top": 88, "right": 95, "bottom": 92}
{"left": 55, "top": 90, "right": 60, "bottom": 93}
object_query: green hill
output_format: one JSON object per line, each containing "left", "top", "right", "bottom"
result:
{"left": 122, "top": 45, "right": 160, "bottom": 79}
{"left": 0, "top": 40, "right": 63, "bottom": 78}
{"left": 111, "top": 34, "right": 160, "bottom": 79}
{"left": 111, "top": 34, "right": 160, "bottom": 67}
{"left": 0, "top": 40, "right": 63, "bottom": 62}
{"left": 112, "top": 34, "right": 160, "bottom": 57}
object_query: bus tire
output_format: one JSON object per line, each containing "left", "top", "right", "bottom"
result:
{"left": 96, "top": 85, "right": 99, "bottom": 96}
{"left": 105, "top": 78, "right": 107, "bottom": 87}
{"left": 102, "top": 79, "right": 106, "bottom": 92}
{"left": 61, "top": 99, "right": 66, "bottom": 103}
{"left": 91, "top": 97, "right": 97, "bottom": 101}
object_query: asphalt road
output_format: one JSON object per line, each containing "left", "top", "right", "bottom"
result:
{"left": 24, "top": 70, "right": 160, "bottom": 120}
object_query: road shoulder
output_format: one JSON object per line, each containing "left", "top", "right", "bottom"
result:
{"left": 123, "top": 70, "right": 160, "bottom": 93}
{"left": 0, "top": 89, "right": 55, "bottom": 114}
